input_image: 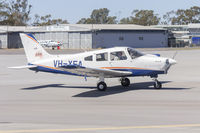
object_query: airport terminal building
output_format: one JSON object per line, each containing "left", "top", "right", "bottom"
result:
{"left": 0, "top": 24, "right": 168, "bottom": 49}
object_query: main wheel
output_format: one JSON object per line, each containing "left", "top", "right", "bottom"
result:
{"left": 121, "top": 78, "right": 130, "bottom": 87}
{"left": 154, "top": 81, "right": 162, "bottom": 89}
{"left": 97, "top": 81, "right": 107, "bottom": 91}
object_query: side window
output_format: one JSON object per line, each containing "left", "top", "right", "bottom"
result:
{"left": 84, "top": 55, "right": 93, "bottom": 61}
{"left": 96, "top": 53, "right": 108, "bottom": 61}
{"left": 110, "top": 51, "right": 127, "bottom": 61}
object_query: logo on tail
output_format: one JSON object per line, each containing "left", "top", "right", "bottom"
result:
{"left": 35, "top": 52, "right": 43, "bottom": 58}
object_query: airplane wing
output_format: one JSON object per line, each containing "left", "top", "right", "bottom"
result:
{"left": 8, "top": 65, "right": 37, "bottom": 69}
{"left": 59, "top": 65, "right": 132, "bottom": 78}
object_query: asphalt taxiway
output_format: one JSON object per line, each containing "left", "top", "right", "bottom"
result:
{"left": 0, "top": 48, "right": 200, "bottom": 133}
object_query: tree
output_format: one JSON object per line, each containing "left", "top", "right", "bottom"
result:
{"left": 162, "top": 11, "right": 175, "bottom": 25}
{"left": 120, "top": 10, "right": 160, "bottom": 26}
{"left": 1, "top": 0, "right": 32, "bottom": 26}
{"left": 162, "top": 6, "right": 200, "bottom": 25}
{"left": 32, "top": 14, "right": 69, "bottom": 26}
{"left": 77, "top": 18, "right": 92, "bottom": 24}
{"left": 77, "top": 8, "right": 117, "bottom": 24}
{"left": 119, "top": 17, "right": 132, "bottom": 24}
{"left": 132, "top": 10, "right": 160, "bottom": 25}
{"left": 0, "top": 0, "right": 8, "bottom": 24}
{"left": 0, "top": 0, "right": 69, "bottom": 26}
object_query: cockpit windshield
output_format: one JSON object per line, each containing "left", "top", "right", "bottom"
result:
{"left": 127, "top": 48, "right": 144, "bottom": 59}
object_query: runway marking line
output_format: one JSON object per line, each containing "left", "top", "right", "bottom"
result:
{"left": 1, "top": 124, "right": 200, "bottom": 133}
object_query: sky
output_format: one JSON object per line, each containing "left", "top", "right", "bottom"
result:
{"left": 28, "top": 0, "right": 200, "bottom": 24}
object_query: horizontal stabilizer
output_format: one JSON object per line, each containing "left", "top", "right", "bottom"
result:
{"left": 8, "top": 65, "right": 37, "bottom": 69}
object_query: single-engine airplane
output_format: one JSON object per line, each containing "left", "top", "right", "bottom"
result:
{"left": 9, "top": 33, "right": 177, "bottom": 91}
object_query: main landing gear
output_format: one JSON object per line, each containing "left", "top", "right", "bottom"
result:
{"left": 120, "top": 77, "right": 130, "bottom": 87}
{"left": 153, "top": 78, "right": 162, "bottom": 89}
{"left": 97, "top": 82, "right": 107, "bottom": 91}
{"left": 97, "top": 76, "right": 107, "bottom": 91}
{"left": 97, "top": 76, "right": 131, "bottom": 91}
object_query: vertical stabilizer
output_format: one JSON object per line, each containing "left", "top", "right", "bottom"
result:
{"left": 20, "top": 33, "right": 51, "bottom": 63}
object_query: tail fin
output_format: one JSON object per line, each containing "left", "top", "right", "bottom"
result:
{"left": 20, "top": 33, "right": 51, "bottom": 63}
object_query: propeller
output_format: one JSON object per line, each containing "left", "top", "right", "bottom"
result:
{"left": 162, "top": 51, "right": 178, "bottom": 73}
{"left": 163, "top": 58, "right": 177, "bottom": 74}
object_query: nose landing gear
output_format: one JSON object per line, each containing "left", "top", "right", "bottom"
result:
{"left": 120, "top": 77, "right": 130, "bottom": 87}
{"left": 153, "top": 78, "right": 162, "bottom": 89}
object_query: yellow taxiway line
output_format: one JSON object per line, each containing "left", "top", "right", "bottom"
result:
{"left": 1, "top": 124, "right": 200, "bottom": 133}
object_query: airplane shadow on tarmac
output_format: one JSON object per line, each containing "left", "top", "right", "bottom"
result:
{"left": 21, "top": 81, "right": 191, "bottom": 97}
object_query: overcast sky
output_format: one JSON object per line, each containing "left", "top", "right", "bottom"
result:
{"left": 28, "top": 0, "right": 200, "bottom": 24}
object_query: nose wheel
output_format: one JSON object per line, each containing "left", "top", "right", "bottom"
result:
{"left": 153, "top": 79, "right": 162, "bottom": 89}
{"left": 120, "top": 77, "right": 130, "bottom": 87}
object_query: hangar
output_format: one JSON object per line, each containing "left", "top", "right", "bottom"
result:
{"left": 0, "top": 24, "right": 168, "bottom": 49}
